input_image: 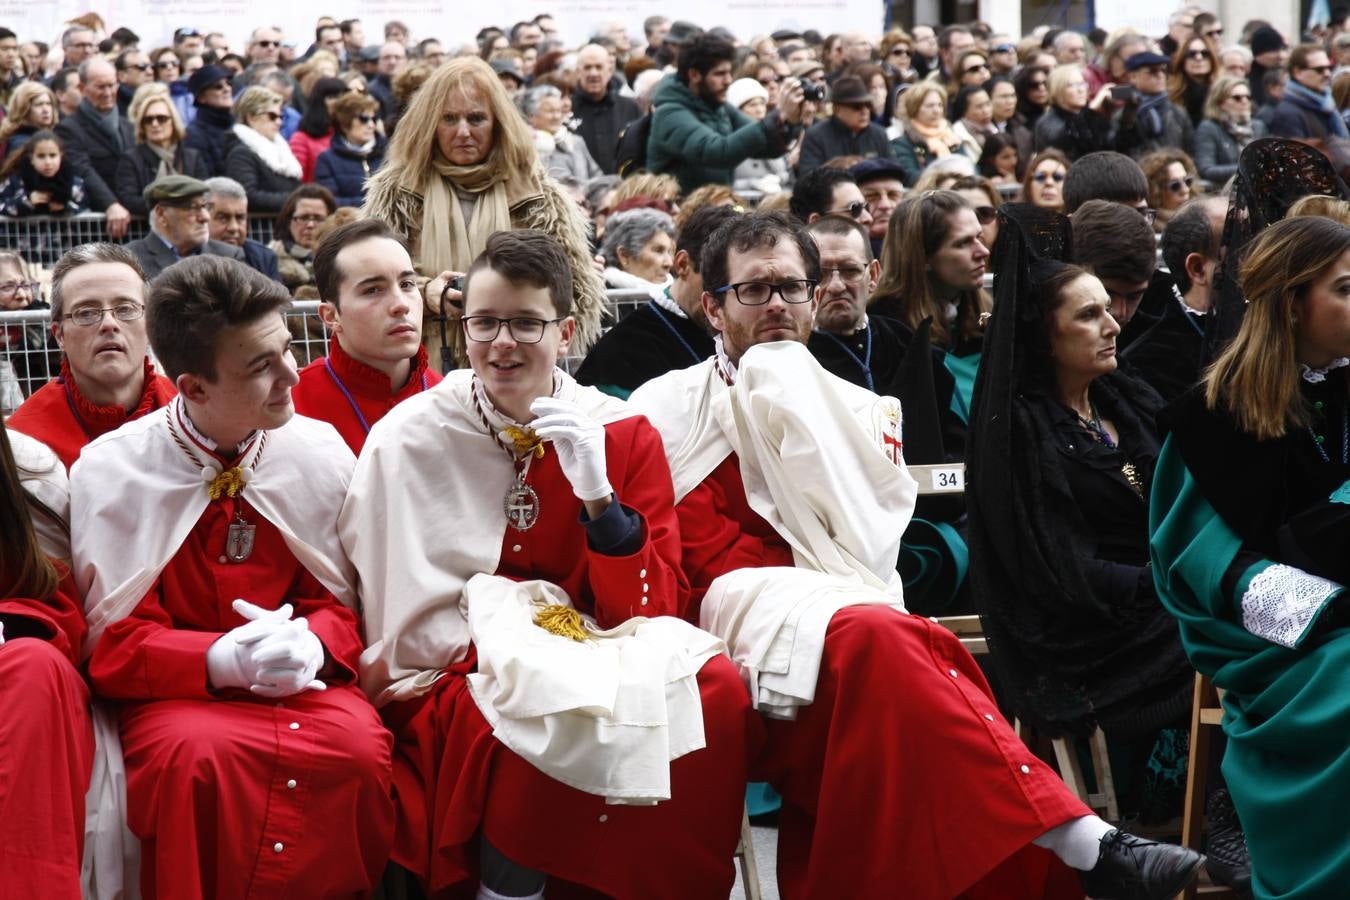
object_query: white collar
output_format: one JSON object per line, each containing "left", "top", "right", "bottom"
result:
{"left": 713, "top": 336, "right": 738, "bottom": 385}
{"left": 1300, "top": 357, "right": 1350, "bottom": 384}
{"left": 652, "top": 286, "right": 688, "bottom": 319}
{"left": 1173, "top": 283, "right": 1207, "bottom": 317}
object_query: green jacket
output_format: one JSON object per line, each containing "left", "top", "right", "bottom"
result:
{"left": 647, "top": 74, "right": 788, "bottom": 193}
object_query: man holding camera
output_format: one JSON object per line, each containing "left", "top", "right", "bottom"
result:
{"left": 648, "top": 32, "right": 810, "bottom": 192}
{"left": 795, "top": 76, "right": 894, "bottom": 174}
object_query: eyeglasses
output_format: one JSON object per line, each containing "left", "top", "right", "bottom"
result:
{"left": 142, "top": 114, "right": 172, "bottom": 126}
{"left": 1032, "top": 170, "right": 1065, "bottom": 183}
{"left": 462, "top": 315, "right": 562, "bottom": 343}
{"left": 0, "top": 280, "right": 37, "bottom": 297}
{"left": 1028, "top": 79, "right": 1048, "bottom": 89}
{"left": 712, "top": 279, "right": 817, "bottom": 305}
{"left": 1228, "top": 92, "right": 1252, "bottom": 102}
{"left": 169, "top": 201, "right": 211, "bottom": 215}
{"left": 261, "top": 111, "right": 282, "bottom": 122}
{"left": 759, "top": 76, "right": 780, "bottom": 85}
{"left": 155, "top": 59, "right": 180, "bottom": 70}
{"left": 1140, "top": 66, "right": 1167, "bottom": 76}
{"left": 356, "top": 113, "right": 376, "bottom": 124}
{"left": 123, "top": 62, "right": 153, "bottom": 72}
{"left": 963, "top": 62, "right": 990, "bottom": 74}
{"left": 972, "top": 205, "right": 997, "bottom": 224}
{"left": 255, "top": 40, "right": 280, "bottom": 48}
{"left": 1186, "top": 50, "right": 1211, "bottom": 60}
{"left": 71, "top": 42, "right": 96, "bottom": 51}
{"left": 1306, "top": 64, "right": 1335, "bottom": 75}
{"left": 62, "top": 302, "right": 144, "bottom": 327}
{"left": 828, "top": 201, "right": 868, "bottom": 219}
{"left": 291, "top": 214, "right": 326, "bottom": 226}
{"left": 820, "top": 265, "right": 867, "bottom": 284}
{"left": 993, "top": 44, "right": 1016, "bottom": 54}
{"left": 1166, "top": 175, "right": 1195, "bottom": 192}
{"left": 1135, "top": 206, "right": 1158, "bottom": 225}
{"left": 888, "top": 47, "right": 911, "bottom": 57}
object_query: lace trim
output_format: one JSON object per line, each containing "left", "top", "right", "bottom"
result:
{"left": 713, "top": 335, "right": 738, "bottom": 386}
{"left": 1298, "top": 357, "right": 1350, "bottom": 384}
{"left": 1240, "top": 563, "right": 1340, "bottom": 649}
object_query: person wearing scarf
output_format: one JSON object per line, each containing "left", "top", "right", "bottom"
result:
{"left": 224, "top": 85, "right": 303, "bottom": 213}
{"left": 363, "top": 57, "right": 606, "bottom": 371}
{"left": 1269, "top": 44, "right": 1350, "bottom": 141}
{"left": 889, "top": 84, "right": 960, "bottom": 185}
{"left": 1035, "top": 64, "right": 1111, "bottom": 161}
{"left": 313, "top": 91, "right": 386, "bottom": 208}
{"left": 1111, "top": 52, "right": 1196, "bottom": 158}
{"left": 114, "top": 84, "right": 210, "bottom": 216}
{"left": 951, "top": 84, "right": 999, "bottom": 161}
{"left": 1194, "top": 76, "right": 1267, "bottom": 184}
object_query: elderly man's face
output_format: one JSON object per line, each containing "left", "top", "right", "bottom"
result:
{"left": 379, "top": 42, "right": 406, "bottom": 76}
{"left": 157, "top": 197, "right": 212, "bottom": 251}
{"left": 82, "top": 61, "right": 118, "bottom": 114}
{"left": 250, "top": 28, "right": 282, "bottom": 63}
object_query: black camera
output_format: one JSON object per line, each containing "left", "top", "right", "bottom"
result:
{"left": 802, "top": 81, "right": 826, "bottom": 103}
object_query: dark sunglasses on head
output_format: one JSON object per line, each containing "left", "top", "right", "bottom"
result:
{"left": 142, "top": 114, "right": 172, "bottom": 126}
{"left": 1166, "top": 175, "right": 1195, "bottom": 192}
{"left": 1033, "top": 170, "right": 1065, "bottom": 184}
{"left": 973, "top": 205, "right": 997, "bottom": 224}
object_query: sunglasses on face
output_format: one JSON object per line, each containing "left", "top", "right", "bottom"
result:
{"left": 993, "top": 44, "right": 1016, "bottom": 54}
{"left": 155, "top": 60, "right": 180, "bottom": 70}
{"left": 1141, "top": 66, "right": 1167, "bottom": 76}
{"left": 1029, "top": 80, "right": 1047, "bottom": 89}
{"left": 1228, "top": 92, "right": 1252, "bottom": 102}
{"left": 1186, "top": 50, "right": 1211, "bottom": 60}
{"left": 255, "top": 40, "right": 280, "bottom": 48}
{"left": 964, "top": 62, "right": 990, "bottom": 74}
{"left": 1166, "top": 175, "right": 1195, "bottom": 192}
{"left": 261, "top": 111, "right": 282, "bottom": 122}
{"left": 889, "top": 48, "right": 911, "bottom": 57}
{"left": 829, "top": 201, "right": 868, "bottom": 219}
{"left": 1306, "top": 64, "right": 1334, "bottom": 75}
{"left": 356, "top": 114, "right": 376, "bottom": 124}
{"left": 123, "top": 62, "right": 153, "bottom": 71}
{"left": 1033, "top": 170, "right": 1065, "bottom": 183}
{"left": 973, "top": 205, "right": 997, "bottom": 224}
{"left": 142, "top": 114, "right": 172, "bottom": 126}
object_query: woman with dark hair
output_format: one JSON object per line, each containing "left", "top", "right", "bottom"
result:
{"left": 289, "top": 76, "right": 350, "bottom": 183}
{"left": 951, "top": 84, "right": 996, "bottom": 160}
{"left": 1168, "top": 35, "right": 1217, "bottom": 127}
{"left": 0, "top": 417, "right": 95, "bottom": 897}
{"left": 267, "top": 183, "right": 336, "bottom": 290}
{"left": 1010, "top": 65, "right": 1050, "bottom": 173}
{"left": 1151, "top": 215, "right": 1350, "bottom": 898}
{"left": 968, "top": 203, "right": 1196, "bottom": 826}
{"left": 313, "top": 91, "right": 386, "bottom": 206}
{"left": 978, "top": 131, "right": 1020, "bottom": 185}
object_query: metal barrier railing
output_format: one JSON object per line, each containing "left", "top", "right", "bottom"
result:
{"left": 0, "top": 213, "right": 276, "bottom": 268}
{"left": 1, "top": 290, "right": 664, "bottom": 414}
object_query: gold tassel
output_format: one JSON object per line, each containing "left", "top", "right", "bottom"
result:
{"left": 533, "top": 605, "right": 588, "bottom": 642}
{"left": 207, "top": 468, "right": 248, "bottom": 500}
{"left": 503, "top": 426, "right": 546, "bottom": 459}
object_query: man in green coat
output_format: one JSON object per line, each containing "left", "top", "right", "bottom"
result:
{"left": 648, "top": 32, "right": 808, "bottom": 193}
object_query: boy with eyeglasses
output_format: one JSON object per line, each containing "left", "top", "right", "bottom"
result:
{"left": 343, "top": 228, "right": 754, "bottom": 900}
{"left": 292, "top": 219, "right": 440, "bottom": 453}
{"left": 7, "top": 244, "right": 175, "bottom": 469}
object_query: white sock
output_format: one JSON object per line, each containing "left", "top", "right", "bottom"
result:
{"left": 476, "top": 884, "right": 544, "bottom": 900}
{"left": 1033, "top": 815, "right": 1117, "bottom": 871}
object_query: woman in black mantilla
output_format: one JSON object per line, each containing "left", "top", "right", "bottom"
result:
{"left": 967, "top": 204, "right": 1194, "bottom": 816}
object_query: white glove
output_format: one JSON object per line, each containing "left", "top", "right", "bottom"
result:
{"left": 206, "top": 599, "right": 327, "bottom": 697}
{"left": 529, "top": 397, "right": 613, "bottom": 502}
{"left": 0, "top": 620, "right": 5, "bottom": 646}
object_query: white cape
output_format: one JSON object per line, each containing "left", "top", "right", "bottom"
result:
{"left": 630, "top": 341, "right": 918, "bottom": 717}
{"left": 70, "top": 398, "right": 357, "bottom": 900}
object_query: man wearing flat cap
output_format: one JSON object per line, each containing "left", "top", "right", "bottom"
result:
{"left": 796, "top": 75, "right": 894, "bottom": 173}
{"left": 127, "top": 175, "right": 244, "bottom": 280}
{"left": 1110, "top": 50, "right": 1194, "bottom": 158}
{"left": 183, "top": 64, "right": 237, "bottom": 176}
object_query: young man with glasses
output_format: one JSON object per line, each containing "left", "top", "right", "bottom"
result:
{"left": 1269, "top": 44, "right": 1349, "bottom": 141}
{"left": 630, "top": 210, "right": 1203, "bottom": 900}
{"left": 292, "top": 219, "right": 440, "bottom": 453}
{"left": 72, "top": 254, "right": 396, "bottom": 898}
{"left": 343, "top": 228, "right": 754, "bottom": 900}
{"left": 7, "top": 244, "right": 175, "bottom": 469}
{"left": 789, "top": 166, "right": 873, "bottom": 226}
{"left": 127, "top": 175, "right": 245, "bottom": 279}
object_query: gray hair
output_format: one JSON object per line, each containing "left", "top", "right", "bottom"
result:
{"left": 1221, "top": 44, "right": 1252, "bottom": 65}
{"left": 599, "top": 208, "right": 676, "bottom": 268}
{"left": 1052, "top": 31, "right": 1084, "bottom": 51}
{"left": 519, "top": 84, "right": 561, "bottom": 118}
{"left": 77, "top": 56, "right": 114, "bottom": 82}
{"left": 50, "top": 243, "right": 146, "bottom": 319}
{"left": 584, "top": 174, "right": 621, "bottom": 211}
{"left": 205, "top": 176, "right": 248, "bottom": 202}
{"left": 61, "top": 26, "right": 93, "bottom": 49}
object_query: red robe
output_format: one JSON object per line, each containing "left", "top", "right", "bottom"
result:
{"left": 7, "top": 357, "right": 177, "bottom": 469}
{"left": 86, "top": 491, "right": 395, "bottom": 900}
{"left": 678, "top": 455, "right": 1091, "bottom": 900}
{"left": 384, "top": 416, "right": 759, "bottom": 900}
{"left": 0, "top": 567, "right": 95, "bottom": 899}
{"left": 292, "top": 342, "right": 443, "bottom": 454}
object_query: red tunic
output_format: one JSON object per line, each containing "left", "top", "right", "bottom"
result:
{"left": 7, "top": 357, "right": 177, "bottom": 469}
{"left": 292, "top": 342, "right": 443, "bottom": 454}
{"left": 678, "top": 455, "right": 1091, "bottom": 900}
{"left": 86, "top": 494, "right": 395, "bottom": 900}
{"left": 0, "top": 568, "right": 94, "bottom": 899}
{"left": 383, "top": 416, "right": 759, "bottom": 899}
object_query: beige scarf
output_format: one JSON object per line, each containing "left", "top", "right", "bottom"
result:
{"left": 908, "top": 119, "right": 957, "bottom": 159}
{"left": 418, "top": 150, "right": 543, "bottom": 276}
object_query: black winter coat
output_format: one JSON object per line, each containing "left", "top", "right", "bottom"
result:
{"left": 114, "top": 143, "right": 212, "bottom": 216}
{"left": 225, "top": 142, "right": 301, "bottom": 214}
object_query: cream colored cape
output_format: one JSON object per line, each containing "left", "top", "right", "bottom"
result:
{"left": 69, "top": 398, "right": 357, "bottom": 900}
{"left": 629, "top": 341, "right": 919, "bottom": 718}
{"left": 345, "top": 369, "right": 725, "bottom": 801}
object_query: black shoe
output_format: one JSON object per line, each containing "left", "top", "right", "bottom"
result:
{"left": 1204, "top": 788, "right": 1253, "bottom": 897}
{"left": 1078, "top": 829, "right": 1205, "bottom": 900}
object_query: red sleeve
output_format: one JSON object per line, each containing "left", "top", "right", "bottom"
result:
{"left": 287, "top": 566, "right": 363, "bottom": 685}
{"left": 676, "top": 457, "right": 795, "bottom": 612}
{"left": 0, "top": 565, "right": 86, "bottom": 664}
{"left": 580, "top": 417, "right": 691, "bottom": 626}
{"left": 87, "top": 578, "right": 222, "bottom": 701}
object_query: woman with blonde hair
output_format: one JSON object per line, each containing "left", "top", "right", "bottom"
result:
{"left": 114, "top": 82, "right": 209, "bottom": 215}
{"left": 0, "top": 82, "right": 58, "bottom": 156}
{"left": 225, "top": 85, "right": 302, "bottom": 212}
{"left": 362, "top": 56, "right": 605, "bottom": 363}
{"left": 1193, "top": 76, "right": 1265, "bottom": 185}
{"left": 1034, "top": 64, "right": 1110, "bottom": 160}
{"left": 889, "top": 83, "right": 960, "bottom": 185}
{"left": 1152, "top": 215, "right": 1350, "bottom": 899}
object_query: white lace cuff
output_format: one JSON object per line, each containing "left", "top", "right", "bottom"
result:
{"left": 1240, "top": 564, "right": 1341, "bottom": 649}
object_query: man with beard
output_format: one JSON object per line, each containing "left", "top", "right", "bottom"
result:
{"left": 575, "top": 204, "right": 733, "bottom": 397}
{"left": 648, "top": 33, "right": 808, "bottom": 193}
{"left": 7, "top": 244, "right": 176, "bottom": 470}
{"left": 628, "top": 210, "right": 1204, "bottom": 900}
{"left": 292, "top": 219, "right": 441, "bottom": 453}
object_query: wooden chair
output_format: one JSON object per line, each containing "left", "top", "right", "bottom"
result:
{"left": 734, "top": 807, "right": 762, "bottom": 900}
{"left": 1178, "top": 672, "right": 1237, "bottom": 899}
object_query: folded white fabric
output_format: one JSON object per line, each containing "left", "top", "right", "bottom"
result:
{"left": 462, "top": 573, "right": 725, "bottom": 803}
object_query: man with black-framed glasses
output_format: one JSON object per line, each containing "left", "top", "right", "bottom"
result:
{"left": 127, "top": 175, "right": 245, "bottom": 279}
{"left": 1269, "top": 43, "right": 1350, "bottom": 141}
{"left": 8, "top": 244, "right": 175, "bottom": 469}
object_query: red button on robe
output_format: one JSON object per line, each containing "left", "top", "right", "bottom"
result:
{"left": 86, "top": 496, "right": 395, "bottom": 900}
{"left": 292, "top": 341, "right": 442, "bottom": 454}
{"left": 382, "top": 416, "right": 760, "bottom": 900}
{"left": 0, "top": 567, "right": 95, "bottom": 900}
{"left": 677, "top": 455, "right": 1091, "bottom": 900}
{"left": 7, "top": 357, "right": 177, "bottom": 469}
